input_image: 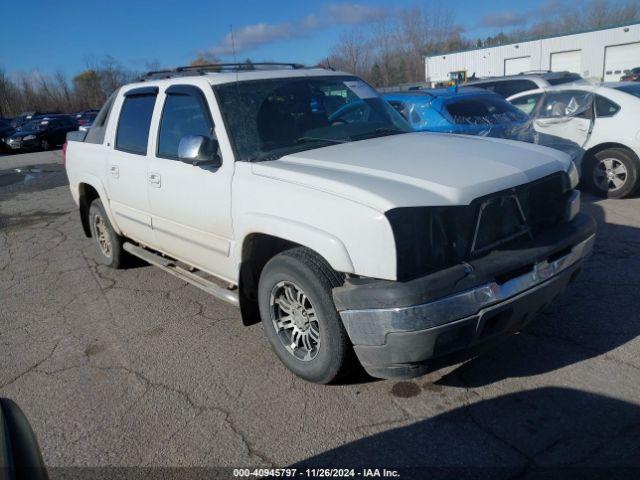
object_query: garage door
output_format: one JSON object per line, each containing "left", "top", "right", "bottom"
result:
{"left": 504, "top": 57, "right": 531, "bottom": 75}
{"left": 604, "top": 42, "right": 640, "bottom": 81}
{"left": 551, "top": 50, "right": 582, "bottom": 74}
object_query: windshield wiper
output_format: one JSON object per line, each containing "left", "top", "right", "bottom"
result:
{"left": 296, "top": 136, "right": 348, "bottom": 145}
{"left": 250, "top": 137, "right": 349, "bottom": 162}
{"left": 349, "top": 127, "right": 407, "bottom": 140}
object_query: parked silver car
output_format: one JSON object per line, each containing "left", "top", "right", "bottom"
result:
{"left": 467, "top": 71, "right": 586, "bottom": 99}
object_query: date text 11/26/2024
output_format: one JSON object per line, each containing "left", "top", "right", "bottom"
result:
{"left": 233, "top": 468, "right": 401, "bottom": 477}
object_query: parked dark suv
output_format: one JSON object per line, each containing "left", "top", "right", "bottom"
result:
{"left": 5, "top": 115, "right": 77, "bottom": 151}
{"left": 467, "top": 71, "right": 585, "bottom": 98}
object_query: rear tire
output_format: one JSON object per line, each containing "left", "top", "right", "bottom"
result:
{"left": 584, "top": 148, "right": 639, "bottom": 199}
{"left": 258, "top": 247, "right": 354, "bottom": 384}
{"left": 88, "top": 199, "right": 125, "bottom": 268}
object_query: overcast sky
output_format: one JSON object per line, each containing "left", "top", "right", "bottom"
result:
{"left": 1, "top": 0, "right": 580, "bottom": 76}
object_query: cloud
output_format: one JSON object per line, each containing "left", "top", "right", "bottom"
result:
{"left": 480, "top": 11, "right": 528, "bottom": 28}
{"left": 211, "top": 22, "right": 299, "bottom": 56}
{"left": 325, "top": 3, "right": 387, "bottom": 24}
{"left": 207, "top": 3, "right": 387, "bottom": 57}
{"left": 478, "top": 1, "right": 568, "bottom": 31}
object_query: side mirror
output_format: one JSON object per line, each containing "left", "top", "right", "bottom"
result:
{"left": 177, "top": 135, "right": 221, "bottom": 168}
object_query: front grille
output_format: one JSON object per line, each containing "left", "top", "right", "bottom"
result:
{"left": 469, "top": 172, "right": 568, "bottom": 257}
{"left": 387, "top": 172, "right": 570, "bottom": 281}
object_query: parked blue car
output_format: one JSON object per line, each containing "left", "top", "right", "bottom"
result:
{"left": 383, "top": 87, "right": 537, "bottom": 142}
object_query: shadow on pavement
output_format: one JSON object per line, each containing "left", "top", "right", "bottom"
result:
{"left": 433, "top": 193, "right": 640, "bottom": 388}
{"left": 294, "top": 387, "right": 640, "bottom": 478}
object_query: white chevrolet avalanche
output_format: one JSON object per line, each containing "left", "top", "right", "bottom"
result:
{"left": 65, "top": 64, "right": 595, "bottom": 383}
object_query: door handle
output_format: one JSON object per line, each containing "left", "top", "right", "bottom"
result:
{"left": 110, "top": 165, "right": 119, "bottom": 178}
{"left": 148, "top": 173, "right": 161, "bottom": 187}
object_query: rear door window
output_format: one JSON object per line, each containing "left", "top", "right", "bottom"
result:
{"left": 115, "top": 93, "right": 157, "bottom": 154}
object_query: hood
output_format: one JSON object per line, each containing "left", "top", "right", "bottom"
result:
{"left": 11, "top": 129, "right": 44, "bottom": 138}
{"left": 251, "top": 132, "right": 572, "bottom": 211}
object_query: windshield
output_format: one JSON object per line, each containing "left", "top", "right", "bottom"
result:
{"left": 614, "top": 83, "right": 640, "bottom": 99}
{"left": 444, "top": 96, "right": 529, "bottom": 125}
{"left": 19, "top": 120, "right": 49, "bottom": 131}
{"left": 214, "top": 75, "right": 410, "bottom": 162}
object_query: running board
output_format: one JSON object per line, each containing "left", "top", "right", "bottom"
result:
{"left": 123, "top": 242, "right": 239, "bottom": 307}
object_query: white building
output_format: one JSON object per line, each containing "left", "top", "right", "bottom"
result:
{"left": 425, "top": 23, "right": 640, "bottom": 85}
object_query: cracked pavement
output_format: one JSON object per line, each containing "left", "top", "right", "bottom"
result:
{"left": 1, "top": 150, "right": 639, "bottom": 477}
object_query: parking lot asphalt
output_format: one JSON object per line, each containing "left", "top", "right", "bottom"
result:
{"left": 1, "top": 150, "right": 640, "bottom": 477}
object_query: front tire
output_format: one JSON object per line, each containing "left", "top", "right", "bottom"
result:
{"left": 584, "top": 148, "right": 639, "bottom": 199}
{"left": 88, "top": 199, "right": 125, "bottom": 268}
{"left": 40, "top": 139, "right": 50, "bottom": 151}
{"left": 258, "top": 247, "right": 354, "bottom": 384}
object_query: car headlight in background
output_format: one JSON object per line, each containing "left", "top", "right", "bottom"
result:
{"left": 567, "top": 161, "right": 579, "bottom": 190}
{"left": 23, "top": 135, "right": 36, "bottom": 141}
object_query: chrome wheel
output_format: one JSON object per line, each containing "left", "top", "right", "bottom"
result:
{"left": 41, "top": 139, "right": 49, "bottom": 150}
{"left": 270, "top": 281, "right": 320, "bottom": 361}
{"left": 93, "top": 213, "right": 112, "bottom": 258}
{"left": 593, "top": 157, "right": 628, "bottom": 192}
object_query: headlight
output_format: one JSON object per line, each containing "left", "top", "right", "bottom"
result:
{"left": 567, "top": 161, "right": 579, "bottom": 190}
{"left": 385, "top": 206, "right": 476, "bottom": 281}
{"left": 23, "top": 135, "right": 36, "bottom": 141}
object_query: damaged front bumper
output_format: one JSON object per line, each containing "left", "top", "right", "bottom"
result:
{"left": 333, "top": 213, "right": 596, "bottom": 380}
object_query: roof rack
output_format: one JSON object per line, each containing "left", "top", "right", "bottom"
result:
{"left": 519, "top": 70, "right": 552, "bottom": 75}
{"left": 138, "top": 62, "right": 309, "bottom": 81}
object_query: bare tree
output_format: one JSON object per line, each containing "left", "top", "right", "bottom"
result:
{"left": 327, "top": 30, "right": 374, "bottom": 79}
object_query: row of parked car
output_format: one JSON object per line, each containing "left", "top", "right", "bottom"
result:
{"left": 382, "top": 71, "right": 640, "bottom": 199}
{"left": 5, "top": 71, "right": 640, "bottom": 200}
{"left": 0, "top": 109, "right": 98, "bottom": 154}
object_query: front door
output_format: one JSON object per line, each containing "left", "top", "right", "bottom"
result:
{"left": 105, "top": 87, "right": 159, "bottom": 246}
{"left": 146, "top": 84, "right": 234, "bottom": 281}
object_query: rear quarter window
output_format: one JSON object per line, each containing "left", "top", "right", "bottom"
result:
{"left": 595, "top": 95, "right": 620, "bottom": 117}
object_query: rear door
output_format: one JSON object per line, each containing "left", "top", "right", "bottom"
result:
{"left": 533, "top": 90, "right": 593, "bottom": 150}
{"left": 146, "top": 83, "right": 235, "bottom": 280}
{"left": 106, "top": 86, "right": 158, "bottom": 246}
